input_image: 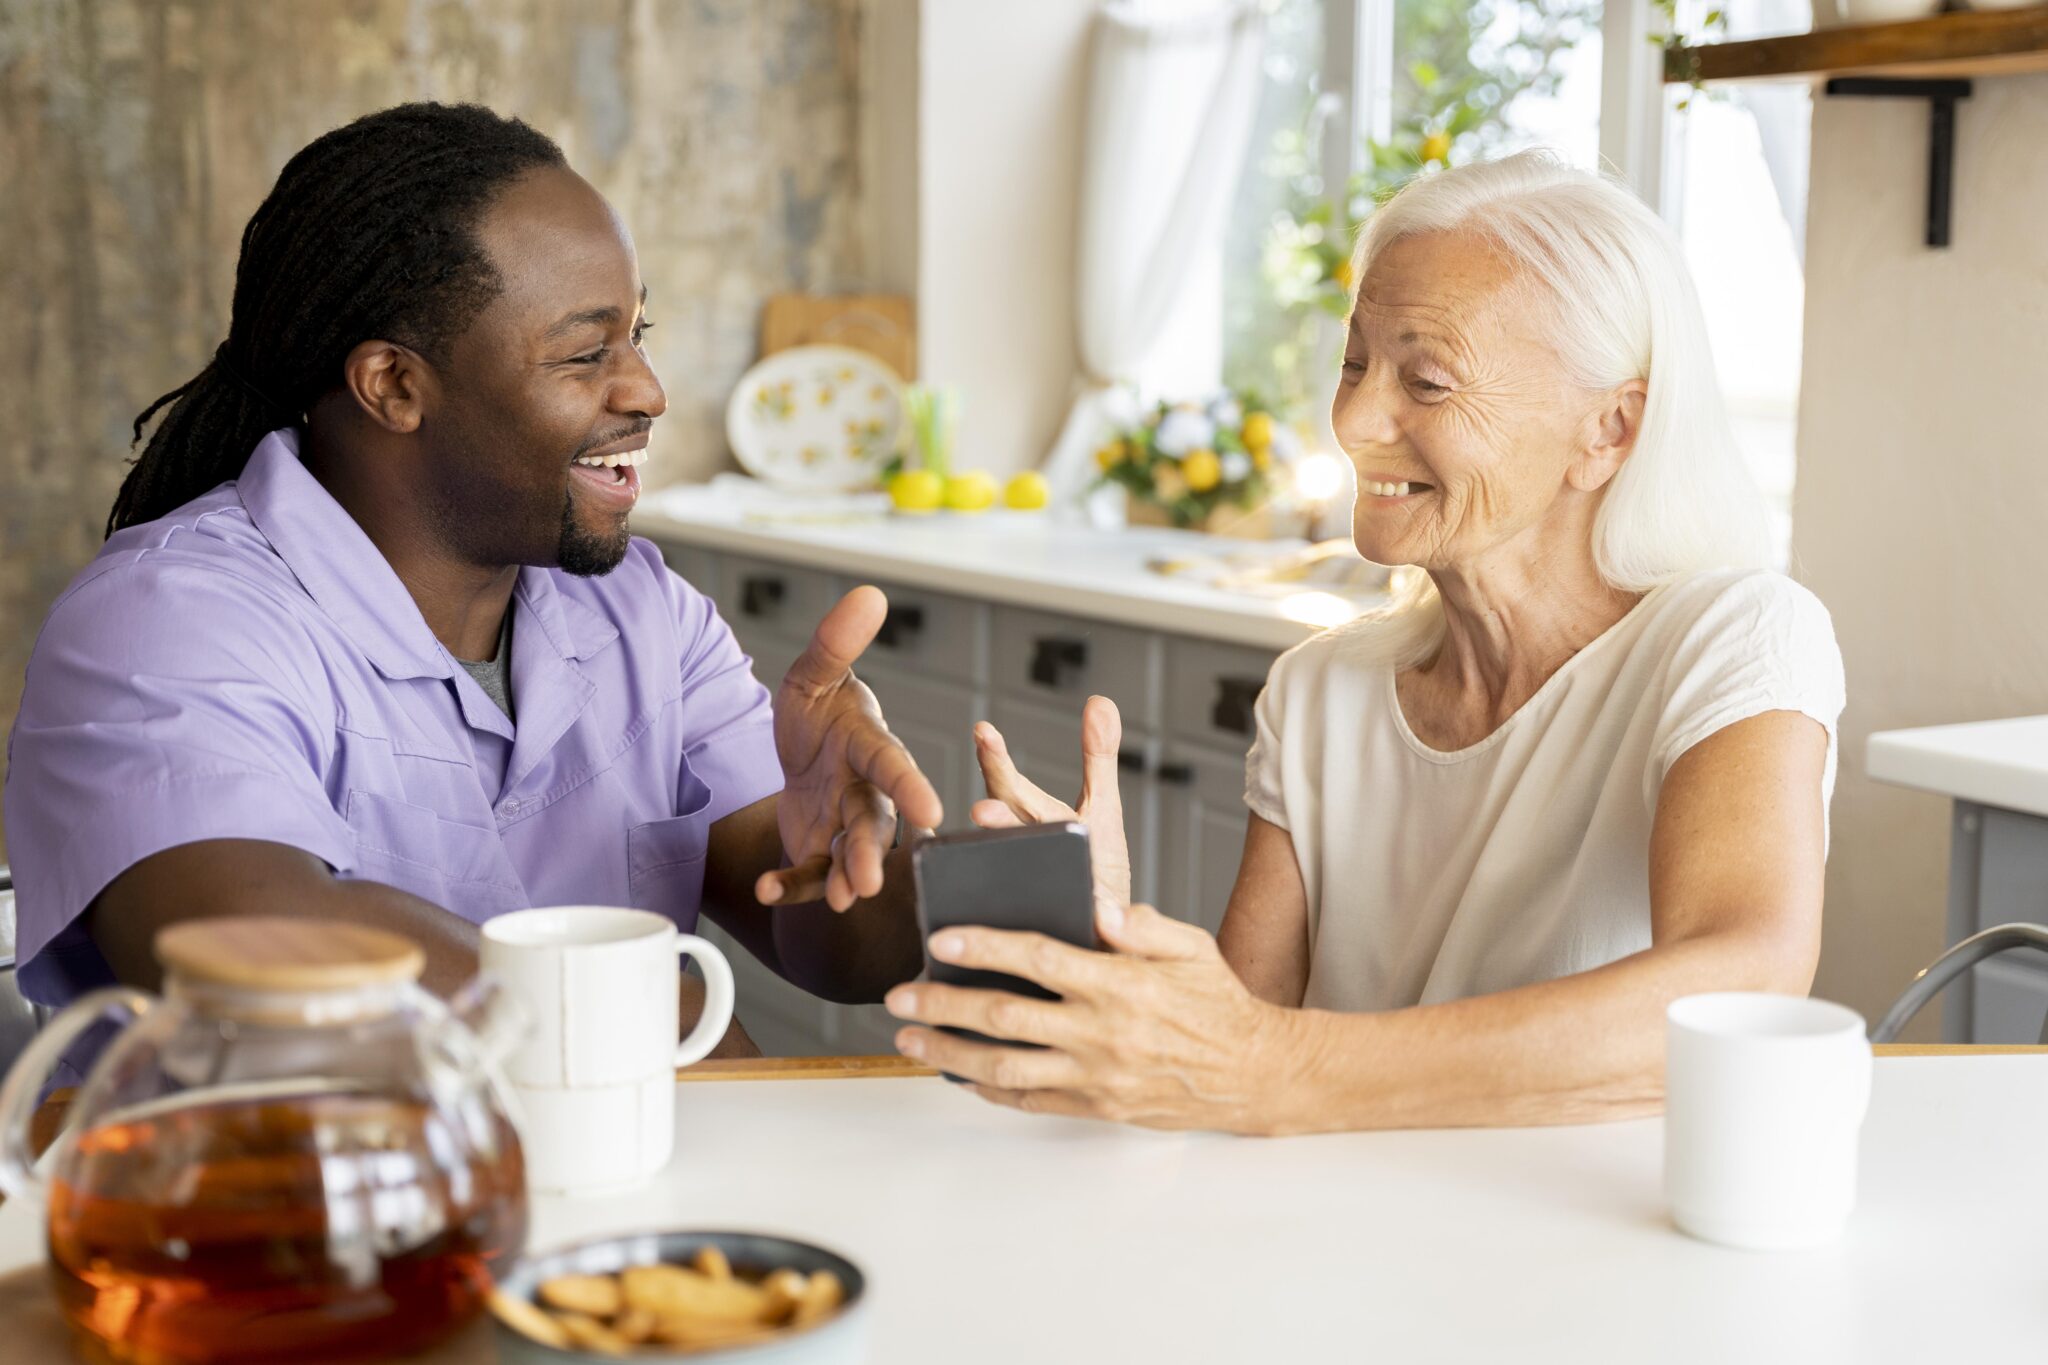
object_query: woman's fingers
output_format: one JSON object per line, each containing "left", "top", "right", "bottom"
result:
{"left": 1075, "top": 694, "right": 1126, "bottom": 820}
{"left": 924, "top": 925, "right": 1112, "bottom": 999}
{"left": 885, "top": 980, "right": 1074, "bottom": 1050}
{"left": 973, "top": 722, "right": 1074, "bottom": 823}
{"left": 966, "top": 1084, "right": 1103, "bottom": 1122}
{"left": 969, "top": 799, "right": 1025, "bottom": 830}
{"left": 1097, "top": 901, "right": 1213, "bottom": 962}
{"left": 893, "top": 1025, "right": 1088, "bottom": 1091}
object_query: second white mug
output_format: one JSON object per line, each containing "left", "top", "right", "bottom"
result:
{"left": 1665, "top": 992, "right": 1872, "bottom": 1250}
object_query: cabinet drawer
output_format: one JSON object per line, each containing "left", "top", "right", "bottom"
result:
{"left": 1164, "top": 639, "right": 1278, "bottom": 750}
{"left": 852, "top": 579, "right": 986, "bottom": 685}
{"left": 991, "top": 606, "right": 1158, "bottom": 719}
{"left": 715, "top": 555, "right": 841, "bottom": 645}
{"left": 727, "top": 621, "right": 806, "bottom": 697}
{"left": 1970, "top": 956, "right": 2048, "bottom": 1045}
{"left": 657, "top": 541, "right": 719, "bottom": 599}
{"left": 1155, "top": 742, "right": 1253, "bottom": 936}
{"left": 858, "top": 661, "right": 984, "bottom": 835}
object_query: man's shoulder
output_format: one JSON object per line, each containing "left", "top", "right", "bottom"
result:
{"left": 48, "top": 487, "right": 310, "bottom": 631}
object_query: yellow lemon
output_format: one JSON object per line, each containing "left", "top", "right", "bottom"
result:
{"left": 1002, "top": 470, "right": 1050, "bottom": 510}
{"left": 1333, "top": 257, "right": 1355, "bottom": 291}
{"left": 1420, "top": 131, "right": 1452, "bottom": 165}
{"left": 1095, "top": 440, "right": 1126, "bottom": 471}
{"left": 1182, "top": 449, "right": 1222, "bottom": 493}
{"left": 887, "top": 468, "right": 944, "bottom": 513}
{"left": 943, "top": 470, "right": 999, "bottom": 513}
{"left": 1241, "top": 412, "right": 1274, "bottom": 450}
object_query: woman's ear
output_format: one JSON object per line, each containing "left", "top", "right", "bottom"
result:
{"left": 1567, "top": 379, "right": 1648, "bottom": 493}
{"left": 341, "top": 339, "right": 435, "bottom": 435}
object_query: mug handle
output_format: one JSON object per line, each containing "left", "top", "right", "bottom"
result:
{"left": 0, "top": 986, "right": 151, "bottom": 1202}
{"left": 673, "top": 934, "right": 735, "bottom": 1070}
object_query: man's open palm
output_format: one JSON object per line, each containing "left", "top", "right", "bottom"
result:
{"left": 755, "top": 586, "right": 944, "bottom": 911}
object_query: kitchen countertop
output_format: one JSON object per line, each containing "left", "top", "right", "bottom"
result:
{"left": 1867, "top": 714, "right": 2048, "bottom": 818}
{"left": 4, "top": 1054, "right": 2043, "bottom": 1364}
{"left": 633, "top": 483, "right": 1385, "bottom": 653}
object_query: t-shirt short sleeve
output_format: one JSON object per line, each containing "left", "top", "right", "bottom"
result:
{"left": 1646, "top": 571, "right": 1847, "bottom": 809}
{"left": 3, "top": 566, "right": 355, "bottom": 1002}
{"left": 662, "top": 558, "right": 782, "bottom": 825}
{"left": 1244, "top": 639, "right": 1311, "bottom": 831}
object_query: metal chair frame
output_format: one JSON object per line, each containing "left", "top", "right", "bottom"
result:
{"left": 1870, "top": 921, "right": 2048, "bottom": 1044}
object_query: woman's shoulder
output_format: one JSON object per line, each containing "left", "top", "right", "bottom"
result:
{"left": 1633, "top": 567, "right": 1844, "bottom": 709}
{"left": 1645, "top": 568, "right": 1837, "bottom": 651}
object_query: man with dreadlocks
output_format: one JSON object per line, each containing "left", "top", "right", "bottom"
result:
{"left": 5, "top": 104, "right": 942, "bottom": 1065}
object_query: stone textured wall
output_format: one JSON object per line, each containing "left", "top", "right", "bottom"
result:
{"left": 0, "top": 0, "right": 869, "bottom": 859}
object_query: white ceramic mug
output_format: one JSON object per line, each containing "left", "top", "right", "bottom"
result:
{"left": 481, "top": 906, "right": 735, "bottom": 1192}
{"left": 1665, "top": 992, "right": 1873, "bottom": 1250}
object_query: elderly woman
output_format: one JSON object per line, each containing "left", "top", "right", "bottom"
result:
{"left": 883, "top": 152, "right": 1845, "bottom": 1133}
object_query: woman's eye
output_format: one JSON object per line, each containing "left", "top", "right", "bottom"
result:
{"left": 1340, "top": 357, "right": 1366, "bottom": 376}
{"left": 1409, "top": 377, "right": 1447, "bottom": 397}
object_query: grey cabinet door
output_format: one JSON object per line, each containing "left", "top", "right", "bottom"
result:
{"left": 1154, "top": 743, "right": 1253, "bottom": 936}
{"left": 857, "top": 660, "right": 984, "bottom": 837}
{"left": 1970, "top": 956, "right": 2048, "bottom": 1045}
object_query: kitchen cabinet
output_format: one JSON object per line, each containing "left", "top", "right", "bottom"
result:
{"left": 648, "top": 529, "right": 1300, "bottom": 1056}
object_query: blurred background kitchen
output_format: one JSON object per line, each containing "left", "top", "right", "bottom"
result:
{"left": 5, "top": 0, "right": 2048, "bottom": 1054}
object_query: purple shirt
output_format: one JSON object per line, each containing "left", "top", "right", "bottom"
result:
{"left": 4, "top": 429, "right": 782, "bottom": 1007}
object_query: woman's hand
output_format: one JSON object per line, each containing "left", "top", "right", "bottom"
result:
{"left": 884, "top": 898, "right": 1299, "bottom": 1133}
{"left": 972, "top": 694, "right": 1132, "bottom": 911}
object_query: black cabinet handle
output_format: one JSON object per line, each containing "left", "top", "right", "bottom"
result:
{"left": 1210, "top": 676, "right": 1264, "bottom": 737}
{"left": 1029, "top": 636, "right": 1089, "bottom": 688}
{"left": 1116, "top": 749, "right": 1147, "bottom": 774}
{"left": 875, "top": 604, "right": 926, "bottom": 649}
{"left": 1156, "top": 762, "right": 1195, "bottom": 786}
{"left": 740, "top": 575, "right": 786, "bottom": 618}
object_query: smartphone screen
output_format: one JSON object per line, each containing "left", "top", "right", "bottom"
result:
{"left": 910, "top": 822, "right": 1098, "bottom": 1062}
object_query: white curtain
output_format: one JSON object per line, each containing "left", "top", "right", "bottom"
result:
{"left": 1727, "top": 0, "right": 1812, "bottom": 266}
{"left": 1042, "top": 0, "right": 1268, "bottom": 514}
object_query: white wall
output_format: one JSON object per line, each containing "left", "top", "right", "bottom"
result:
{"left": 914, "top": 0, "right": 1095, "bottom": 476}
{"left": 1793, "top": 74, "right": 2048, "bottom": 1038}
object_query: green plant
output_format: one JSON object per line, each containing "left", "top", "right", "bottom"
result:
{"left": 1651, "top": 0, "right": 1729, "bottom": 110}
{"left": 1237, "top": 0, "right": 1597, "bottom": 413}
{"left": 1093, "top": 391, "right": 1292, "bottom": 529}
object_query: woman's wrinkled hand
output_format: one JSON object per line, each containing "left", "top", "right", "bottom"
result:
{"left": 884, "top": 898, "right": 1298, "bottom": 1133}
{"left": 971, "top": 694, "right": 1132, "bottom": 911}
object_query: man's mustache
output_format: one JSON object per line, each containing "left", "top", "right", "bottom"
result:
{"left": 573, "top": 420, "right": 653, "bottom": 458}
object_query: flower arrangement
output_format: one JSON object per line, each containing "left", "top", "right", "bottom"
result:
{"left": 1093, "top": 389, "right": 1299, "bottom": 531}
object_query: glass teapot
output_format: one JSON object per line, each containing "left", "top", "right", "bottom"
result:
{"left": 0, "top": 917, "right": 529, "bottom": 1365}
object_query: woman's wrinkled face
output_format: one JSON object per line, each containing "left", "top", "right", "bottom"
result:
{"left": 1331, "top": 229, "right": 1602, "bottom": 573}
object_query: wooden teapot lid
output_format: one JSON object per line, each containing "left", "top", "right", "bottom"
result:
{"left": 155, "top": 917, "right": 426, "bottom": 992}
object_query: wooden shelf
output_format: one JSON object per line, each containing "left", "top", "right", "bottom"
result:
{"left": 1667, "top": 7, "right": 2048, "bottom": 84}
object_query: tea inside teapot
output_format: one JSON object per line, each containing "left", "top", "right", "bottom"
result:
{"left": 0, "top": 917, "right": 528, "bottom": 1365}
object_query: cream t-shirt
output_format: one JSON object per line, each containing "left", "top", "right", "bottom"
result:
{"left": 1242, "top": 569, "right": 1846, "bottom": 1013}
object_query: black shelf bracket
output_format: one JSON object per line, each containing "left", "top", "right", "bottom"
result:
{"left": 1823, "top": 77, "right": 1972, "bottom": 248}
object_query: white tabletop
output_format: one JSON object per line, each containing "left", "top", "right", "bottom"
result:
{"left": 633, "top": 483, "right": 1383, "bottom": 652}
{"left": 4, "top": 1059, "right": 2044, "bottom": 1363}
{"left": 1867, "top": 714, "right": 2048, "bottom": 818}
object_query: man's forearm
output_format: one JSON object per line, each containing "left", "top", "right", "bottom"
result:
{"left": 1259, "top": 929, "right": 1810, "bottom": 1135}
{"left": 767, "top": 845, "right": 924, "bottom": 1004}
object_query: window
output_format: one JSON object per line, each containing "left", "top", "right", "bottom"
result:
{"left": 1217, "top": 0, "right": 1803, "bottom": 559}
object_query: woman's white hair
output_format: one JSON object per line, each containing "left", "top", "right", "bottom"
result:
{"left": 1341, "top": 150, "right": 1774, "bottom": 667}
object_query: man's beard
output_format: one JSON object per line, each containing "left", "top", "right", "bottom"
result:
{"left": 555, "top": 491, "right": 632, "bottom": 576}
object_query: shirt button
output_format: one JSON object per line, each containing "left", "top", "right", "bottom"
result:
{"left": 500, "top": 799, "right": 524, "bottom": 817}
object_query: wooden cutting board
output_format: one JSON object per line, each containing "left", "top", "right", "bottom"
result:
{"left": 759, "top": 293, "right": 915, "bottom": 380}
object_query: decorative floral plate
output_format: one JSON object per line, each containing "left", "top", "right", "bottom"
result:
{"left": 725, "top": 345, "right": 906, "bottom": 492}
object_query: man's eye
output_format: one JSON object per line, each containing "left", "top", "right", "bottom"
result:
{"left": 572, "top": 347, "right": 608, "bottom": 366}
{"left": 633, "top": 319, "right": 655, "bottom": 346}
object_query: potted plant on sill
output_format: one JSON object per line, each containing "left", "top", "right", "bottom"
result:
{"left": 1094, "top": 390, "right": 1301, "bottom": 535}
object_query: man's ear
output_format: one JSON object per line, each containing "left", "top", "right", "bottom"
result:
{"left": 340, "top": 339, "right": 436, "bottom": 434}
{"left": 1567, "top": 378, "right": 1648, "bottom": 493}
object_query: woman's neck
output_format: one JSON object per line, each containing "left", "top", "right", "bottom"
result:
{"left": 1399, "top": 539, "right": 1642, "bottom": 748}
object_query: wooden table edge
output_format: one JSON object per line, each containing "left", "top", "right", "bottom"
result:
{"left": 675, "top": 1054, "right": 939, "bottom": 1081}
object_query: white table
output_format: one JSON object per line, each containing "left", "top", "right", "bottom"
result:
{"left": 1870, "top": 717, "right": 2048, "bottom": 1040}
{"left": 3, "top": 1059, "right": 2044, "bottom": 1363}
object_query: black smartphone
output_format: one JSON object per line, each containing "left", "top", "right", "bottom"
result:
{"left": 910, "top": 822, "right": 1099, "bottom": 1073}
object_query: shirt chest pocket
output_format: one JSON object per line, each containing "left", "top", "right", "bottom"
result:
{"left": 343, "top": 789, "right": 525, "bottom": 918}
{"left": 626, "top": 764, "right": 715, "bottom": 929}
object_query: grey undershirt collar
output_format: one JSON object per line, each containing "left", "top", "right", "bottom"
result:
{"left": 456, "top": 609, "right": 515, "bottom": 721}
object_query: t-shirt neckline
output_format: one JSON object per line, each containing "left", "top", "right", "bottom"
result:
{"left": 1387, "top": 584, "right": 1667, "bottom": 764}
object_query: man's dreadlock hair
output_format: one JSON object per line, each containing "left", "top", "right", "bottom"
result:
{"left": 107, "top": 103, "right": 566, "bottom": 537}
